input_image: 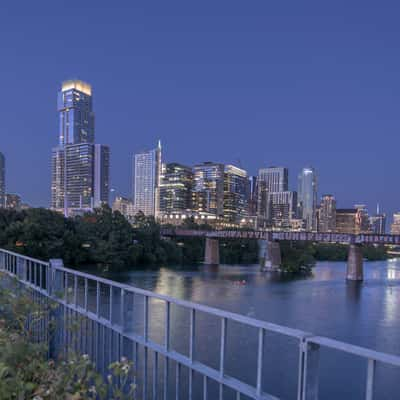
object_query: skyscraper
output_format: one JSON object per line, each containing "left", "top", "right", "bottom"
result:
{"left": 51, "top": 80, "right": 110, "bottom": 215}
{"left": 298, "top": 167, "right": 317, "bottom": 231}
{"left": 318, "top": 194, "right": 336, "bottom": 232}
{"left": 257, "top": 167, "right": 289, "bottom": 227}
{"left": 193, "top": 162, "right": 224, "bottom": 218}
{"left": 57, "top": 80, "right": 94, "bottom": 145}
{"left": 258, "top": 167, "right": 288, "bottom": 192}
{"left": 223, "top": 165, "right": 249, "bottom": 224}
{"left": 369, "top": 204, "right": 386, "bottom": 234}
{"left": 267, "top": 191, "right": 297, "bottom": 230}
{"left": 133, "top": 141, "right": 162, "bottom": 216}
{"left": 159, "top": 163, "right": 193, "bottom": 215}
{"left": 0, "top": 152, "right": 5, "bottom": 208}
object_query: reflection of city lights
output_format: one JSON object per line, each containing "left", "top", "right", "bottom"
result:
{"left": 387, "top": 269, "right": 397, "bottom": 280}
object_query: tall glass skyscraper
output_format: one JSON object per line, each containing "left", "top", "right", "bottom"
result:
{"left": 193, "top": 162, "right": 225, "bottom": 218}
{"left": 257, "top": 167, "right": 289, "bottom": 226}
{"left": 51, "top": 80, "right": 110, "bottom": 216}
{"left": 159, "top": 163, "right": 193, "bottom": 215}
{"left": 0, "top": 152, "right": 5, "bottom": 208}
{"left": 298, "top": 167, "right": 318, "bottom": 231}
{"left": 223, "top": 165, "right": 249, "bottom": 224}
{"left": 133, "top": 141, "right": 162, "bottom": 216}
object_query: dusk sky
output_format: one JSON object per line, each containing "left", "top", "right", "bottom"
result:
{"left": 1, "top": 1, "right": 399, "bottom": 218}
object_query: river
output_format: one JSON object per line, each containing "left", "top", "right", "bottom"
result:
{"left": 99, "top": 260, "right": 400, "bottom": 399}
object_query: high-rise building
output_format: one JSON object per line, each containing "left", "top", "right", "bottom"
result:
{"left": 369, "top": 205, "right": 386, "bottom": 234}
{"left": 159, "top": 163, "right": 193, "bottom": 215}
{"left": 247, "top": 176, "right": 258, "bottom": 217}
{"left": 267, "top": 191, "right": 297, "bottom": 230}
{"left": 51, "top": 80, "right": 110, "bottom": 216}
{"left": 298, "top": 167, "right": 318, "bottom": 231}
{"left": 257, "top": 167, "right": 288, "bottom": 226}
{"left": 223, "top": 165, "right": 249, "bottom": 224}
{"left": 5, "top": 194, "right": 21, "bottom": 211}
{"left": 391, "top": 213, "right": 400, "bottom": 234}
{"left": 0, "top": 152, "right": 5, "bottom": 208}
{"left": 258, "top": 167, "right": 288, "bottom": 192}
{"left": 57, "top": 80, "right": 94, "bottom": 145}
{"left": 193, "top": 162, "right": 224, "bottom": 218}
{"left": 112, "top": 196, "right": 136, "bottom": 220}
{"left": 336, "top": 206, "right": 370, "bottom": 234}
{"left": 318, "top": 194, "right": 336, "bottom": 232}
{"left": 94, "top": 144, "right": 110, "bottom": 208}
{"left": 133, "top": 141, "right": 162, "bottom": 216}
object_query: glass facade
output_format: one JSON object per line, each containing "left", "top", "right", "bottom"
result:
{"left": 133, "top": 142, "right": 162, "bottom": 216}
{"left": 57, "top": 80, "right": 94, "bottom": 146}
{"left": 257, "top": 167, "right": 289, "bottom": 227}
{"left": 223, "top": 165, "right": 249, "bottom": 224}
{"left": 193, "top": 162, "right": 224, "bottom": 217}
{"left": 0, "top": 152, "right": 5, "bottom": 208}
{"left": 51, "top": 80, "right": 109, "bottom": 215}
{"left": 159, "top": 163, "right": 193, "bottom": 215}
{"left": 318, "top": 194, "right": 336, "bottom": 232}
{"left": 267, "top": 191, "right": 297, "bottom": 230}
{"left": 298, "top": 167, "right": 318, "bottom": 231}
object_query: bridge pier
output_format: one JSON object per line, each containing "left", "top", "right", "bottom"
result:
{"left": 346, "top": 244, "right": 363, "bottom": 281}
{"left": 204, "top": 238, "right": 220, "bottom": 266}
{"left": 261, "top": 240, "right": 282, "bottom": 271}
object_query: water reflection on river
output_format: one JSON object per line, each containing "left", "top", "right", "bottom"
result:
{"left": 100, "top": 260, "right": 400, "bottom": 399}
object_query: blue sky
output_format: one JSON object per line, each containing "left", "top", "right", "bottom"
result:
{"left": 0, "top": 1, "right": 399, "bottom": 219}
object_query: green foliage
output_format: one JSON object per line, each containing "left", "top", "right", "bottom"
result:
{"left": 279, "top": 241, "right": 316, "bottom": 274}
{"left": 0, "top": 276, "right": 136, "bottom": 399}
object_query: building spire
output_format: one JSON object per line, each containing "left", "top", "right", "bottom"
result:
{"left": 158, "top": 139, "right": 161, "bottom": 150}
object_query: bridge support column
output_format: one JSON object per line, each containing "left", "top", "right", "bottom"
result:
{"left": 204, "top": 238, "right": 219, "bottom": 266}
{"left": 346, "top": 244, "right": 363, "bottom": 281}
{"left": 263, "top": 241, "right": 282, "bottom": 271}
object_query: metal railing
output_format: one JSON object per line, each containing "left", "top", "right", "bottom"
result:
{"left": 1, "top": 247, "right": 400, "bottom": 399}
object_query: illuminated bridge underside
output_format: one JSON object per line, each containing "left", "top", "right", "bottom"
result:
{"left": 162, "top": 229, "right": 400, "bottom": 245}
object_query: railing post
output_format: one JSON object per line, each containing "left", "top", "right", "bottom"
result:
{"left": 301, "top": 339, "right": 320, "bottom": 400}
{"left": 48, "top": 259, "right": 64, "bottom": 359}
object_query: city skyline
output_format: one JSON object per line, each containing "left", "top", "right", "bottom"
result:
{"left": 1, "top": 2, "right": 399, "bottom": 220}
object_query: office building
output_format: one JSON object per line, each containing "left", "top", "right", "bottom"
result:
{"left": 51, "top": 80, "right": 110, "bottom": 215}
{"left": 318, "top": 194, "right": 336, "bottom": 232}
{"left": 133, "top": 141, "right": 162, "bottom": 216}
{"left": 223, "top": 165, "right": 249, "bottom": 224}
{"left": 258, "top": 167, "right": 288, "bottom": 192}
{"left": 193, "top": 162, "right": 225, "bottom": 218}
{"left": 112, "top": 196, "right": 136, "bottom": 220}
{"left": 159, "top": 163, "right": 193, "bottom": 215}
{"left": 336, "top": 206, "right": 370, "bottom": 234}
{"left": 0, "top": 152, "right": 5, "bottom": 208}
{"left": 298, "top": 167, "right": 318, "bottom": 231}
{"left": 57, "top": 80, "right": 94, "bottom": 145}
{"left": 247, "top": 176, "right": 258, "bottom": 216}
{"left": 257, "top": 167, "right": 288, "bottom": 225}
{"left": 267, "top": 191, "right": 297, "bottom": 230}
{"left": 5, "top": 194, "right": 21, "bottom": 211}
{"left": 94, "top": 144, "right": 110, "bottom": 208}
{"left": 391, "top": 213, "right": 400, "bottom": 235}
{"left": 369, "top": 205, "right": 386, "bottom": 234}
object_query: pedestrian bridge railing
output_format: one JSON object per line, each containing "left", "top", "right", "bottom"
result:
{"left": 0, "top": 247, "right": 399, "bottom": 399}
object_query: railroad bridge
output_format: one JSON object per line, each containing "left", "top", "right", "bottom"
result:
{"left": 161, "top": 229, "right": 400, "bottom": 281}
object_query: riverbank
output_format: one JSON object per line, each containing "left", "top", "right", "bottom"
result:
{"left": 0, "top": 206, "right": 389, "bottom": 275}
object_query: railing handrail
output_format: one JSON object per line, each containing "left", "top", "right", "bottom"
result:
{"left": 0, "top": 247, "right": 49, "bottom": 266}
{"left": 52, "top": 263, "right": 310, "bottom": 339}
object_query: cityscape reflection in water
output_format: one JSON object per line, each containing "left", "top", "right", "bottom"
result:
{"left": 102, "top": 260, "right": 400, "bottom": 399}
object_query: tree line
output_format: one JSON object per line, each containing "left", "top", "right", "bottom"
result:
{"left": 0, "top": 206, "right": 388, "bottom": 274}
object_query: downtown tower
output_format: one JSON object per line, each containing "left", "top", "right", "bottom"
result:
{"left": 51, "top": 80, "right": 109, "bottom": 216}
